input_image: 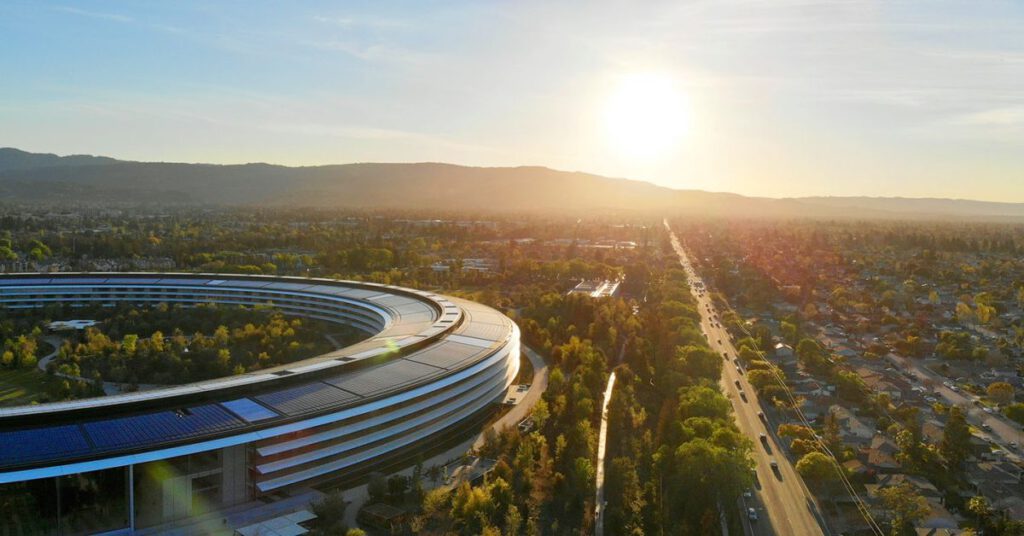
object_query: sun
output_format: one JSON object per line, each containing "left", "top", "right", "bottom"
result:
{"left": 603, "top": 72, "right": 689, "bottom": 160}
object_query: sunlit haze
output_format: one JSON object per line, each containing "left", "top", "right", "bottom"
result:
{"left": 1, "top": 1, "right": 1022, "bottom": 200}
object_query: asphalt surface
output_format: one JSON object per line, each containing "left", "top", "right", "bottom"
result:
{"left": 886, "top": 353, "right": 1024, "bottom": 462}
{"left": 667, "top": 224, "right": 826, "bottom": 536}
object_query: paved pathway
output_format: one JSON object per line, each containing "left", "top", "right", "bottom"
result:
{"left": 593, "top": 371, "right": 616, "bottom": 536}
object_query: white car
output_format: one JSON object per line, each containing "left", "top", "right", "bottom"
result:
{"left": 747, "top": 508, "right": 758, "bottom": 521}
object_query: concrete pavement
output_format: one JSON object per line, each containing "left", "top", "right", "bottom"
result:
{"left": 594, "top": 371, "right": 616, "bottom": 536}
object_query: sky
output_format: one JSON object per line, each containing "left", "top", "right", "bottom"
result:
{"left": 1, "top": 1, "right": 1022, "bottom": 201}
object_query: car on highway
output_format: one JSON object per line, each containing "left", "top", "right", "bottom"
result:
{"left": 759, "top": 433, "right": 768, "bottom": 445}
{"left": 739, "top": 390, "right": 748, "bottom": 402}
{"left": 983, "top": 407, "right": 995, "bottom": 414}
{"left": 758, "top": 411, "right": 766, "bottom": 422}
{"left": 734, "top": 379, "right": 742, "bottom": 388}
{"left": 736, "top": 366, "right": 743, "bottom": 375}
{"left": 747, "top": 508, "right": 758, "bottom": 521}
{"left": 742, "top": 489, "right": 753, "bottom": 499}
{"left": 982, "top": 423, "right": 992, "bottom": 431}
{"left": 769, "top": 460, "right": 780, "bottom": 478}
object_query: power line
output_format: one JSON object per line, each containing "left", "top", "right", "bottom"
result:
{"left": 668, "top": 225, "right": 885, "bottom": 536}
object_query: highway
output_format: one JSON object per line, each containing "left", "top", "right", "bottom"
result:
{"left": 667, "top": 223, "right": 827, "bottom": 536}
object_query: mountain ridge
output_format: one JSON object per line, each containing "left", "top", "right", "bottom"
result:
{"left": 1, "top": 148, "right": 1020, "bottom": 220}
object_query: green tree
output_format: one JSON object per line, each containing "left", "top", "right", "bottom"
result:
{"left": 795, "top": 451, "right": 835, "bottom": 484}
{"left": 941, "top": 406, "right": 971, "bottom": 470}
{"left": 878, "top": 483, "right": 929, "bottom": 536}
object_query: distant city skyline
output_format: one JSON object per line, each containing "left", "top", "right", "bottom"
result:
{"left": 1, "top": 1, "right": 1022, "bottom": 201}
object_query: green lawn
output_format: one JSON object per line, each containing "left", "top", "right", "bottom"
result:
{"left": 0, "top": 367, "right": 52, "bottom": 407}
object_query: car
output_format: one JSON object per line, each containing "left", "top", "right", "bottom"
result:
{"left": 717, "top": 339, "right": 722, "bottom": 344}
{"left": 747, "top": 507, "right": 758, "bottom": 521}
{"left": 742, "top": 490, "right": 753, "bottom": 499}
{"left": 983, "top": 407, "right": 995, "bottom": 414}
{"left": 982, "top": 423, "right": 992, "bottom": 431}
{"left": 769, "top": 460, "right": 779, "bottom": 472}
{"left": 739, "top": 390, "right": 748, "bottom": 402}
{"left": 759, "top": 433, "right": 768, "bottom": 445}
{"left": 734, "top": 380, "right": 741, "bottom": 388}
{"left": 736, "top": 366, "right": 744, "bottom": 375}
{"left": 757, "top": 411, "right": 766, "bottom": 422}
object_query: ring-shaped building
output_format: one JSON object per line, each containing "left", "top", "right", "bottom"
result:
{"left": 0, "top": 273, "right": 520, "bottom": 535}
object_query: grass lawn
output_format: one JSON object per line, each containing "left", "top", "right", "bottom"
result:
{"left": 0, "top": 367, "right": 52, "bottom": 407}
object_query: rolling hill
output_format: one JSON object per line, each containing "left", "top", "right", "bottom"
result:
{"left": 1, "top": 148, "right": 1021, "bottom": 220}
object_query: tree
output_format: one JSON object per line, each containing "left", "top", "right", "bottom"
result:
{"left": 795, "top": 338, "right": 829, "bottom": 371}
{"left": 878, "top": 483, "right": 929, "bottom": 536}
{"left": 795, "top": 452, "right": 835, "bottom": 483}
{"left": 309, "top": 490, "right": 349, "bottom": 535}
{"left": 1005, "top": 403, "right": 1024, "bottom": 425}
{"left": 987, "top": 382, "right": 1015, "bottom": 406}
{"left": 677, "top": 345, "right": 722, "bottom": 381}
{"left": 780, "top": 321, "right": 798, "bottom": 345}
{"left": 941, "top": 406, "right": 971, "bottom": 469}
{"left": 678, "top": 385, "right": 731, "bottom": 421}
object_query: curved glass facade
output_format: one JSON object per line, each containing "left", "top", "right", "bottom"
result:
{"left": 0, "top": 274, "right": 519, "bottom": 534}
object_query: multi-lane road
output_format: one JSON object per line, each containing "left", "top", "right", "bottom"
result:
{"left": 667, "top": 223, "right": 827, "bottom": 536}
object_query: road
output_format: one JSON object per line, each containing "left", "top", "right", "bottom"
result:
{"left": 887, "top": 353, "right": 1023, "bottom": 461}
{"left": 474, "top": 344, "right": 550, "bottom": 449}
{"left": 667, "top": 222, "right": 826, "bottom": 536}
{"left": 594, "top": 371, "right": 616, "bottom": 536}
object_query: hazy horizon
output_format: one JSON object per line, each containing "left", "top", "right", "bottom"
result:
{"left": 2, "top": 1, "right": 1023, "bottom": 202}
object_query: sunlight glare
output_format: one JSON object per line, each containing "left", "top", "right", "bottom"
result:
{"left": 604, "top": 72, "right": 689, "bottom": 160}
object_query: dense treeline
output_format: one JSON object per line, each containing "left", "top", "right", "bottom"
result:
{"left": 51, "top": 304, "right": 339, "bottom": 385}
{"left": 404, "top": 229, "right": 752, "bottom": 535}
{"left": 601, "top": 261, "right": 752, "bottom": 535}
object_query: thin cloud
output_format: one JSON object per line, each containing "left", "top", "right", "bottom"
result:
{"left": 312, "top": 14, "right": 409, "bottom": 29}
{"left": 53, "top": 6, "right": 132, "bottom": 23}
{"left": 303, "top": 39, "right": 431, "bottom": 65}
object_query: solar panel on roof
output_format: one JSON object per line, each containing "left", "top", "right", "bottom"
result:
{"left": 222, "top": 398, "right": 280, "bottom": 423}
{"left": 216, "top": 280, "right": 271, "bottom": 288}
{"left": 0, "top": 278, "right": 52, "bottom": 285}
{"left": 104, "top": 277, "right": 162, "bottom": 284}
{"left": 157, "top": 278, "right": 212, "bottom": 286}
{"left": 456, "top": 322, "right": 508, "bottom": 342}
{"left": 84, "top": 404, "right": 243, "bottom": 451}
{"left": 262, "top": 282, "right": 316, "bottom": 291}
{"left": 325, "top": 359, "right": 443, "bottom": 397}
{"left": 0, "top": 425, "right": 91, "bottom": 469}
{"left": 406, "top": 341, "right": 484, "bottom": 370}
{"left": 255, "top": 382, "right": 361, "bottom": 416}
